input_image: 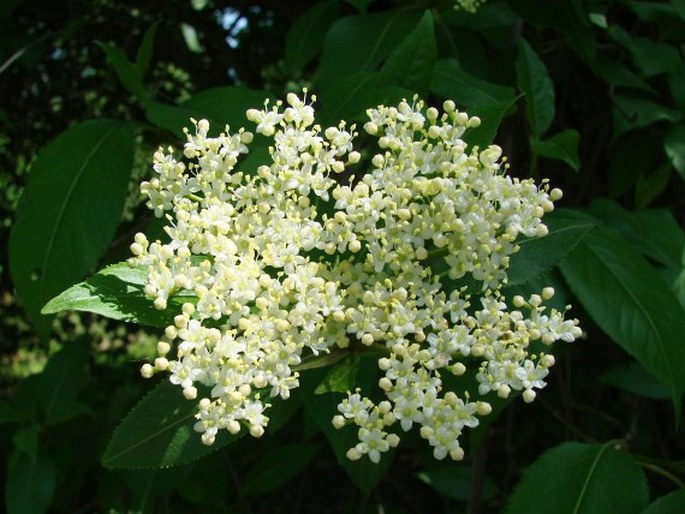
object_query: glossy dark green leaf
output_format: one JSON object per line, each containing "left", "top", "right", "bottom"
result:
{"left": 97, "top": 41, "right": 149, "bottom": 103}
{"left": 506, "top": 442, "right": 648, "bottom": 514}
{"left": 665, "top": 124, "right": 685, "bottom": 180}
{"left": 5, "top": 452, "right": 56, "bottom": 514}
{"left": 643, "top": 488, "right": 685, "bottom": 514}
{"left": 102, "top": 380, "right": 243, "bottom": 469}
{"left": 285, "top": 0, "right": 339, "bottom": 72}
{"left": 559, "top": 226, "right": 685, "bottom": 416}
{"left": 9, "top": 120, "right": 135, "bottom": 338}
{"left": 315, "top": 355, "right": 360, "bottom": 394}
{"left": 530, "top": 129, "right": 581, "bottom": 171}
{"left": 146, "top": 86, "right": 268, "bottom": 138}
{"left": 629, "top": 36, "right": 681, "bottom": 77}
{"left": 242, "top": 443, "right": 321, "bottom": 496}
{"left": 431, "top": 58, "right": 515, "bottom": 109}
{"left": 316, "top": 8, "right": 423, "bottom": 91}
{"left": 377, "top": 10, "right": 437, "bottom": 96}
{"left": 42, "top": 262, "right": 179, "bottom": 327}
{"left": 516, "top": 38, "right": 555, "bottom": 136}
{"left": 507, "top": 209, "right": 595, "bottom": 285}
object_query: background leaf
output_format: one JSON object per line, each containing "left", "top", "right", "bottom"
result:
{"left": 559, "top": 226, "right": 685, "bottom": 415}
{"left": 285, "top": 0, "right": 339, "bottom": 73}
{"left": 5, "top": 452, "right": 56, "bottom": 514}
{"left": 316, "top": 8, "right": 422, "bottom": 92}
{"left": 507, "top": 209, "right": 596, "bottom": 285}
{"left": 376, "top": 10, "right": 437, "bottom": 96}
{"left": 642, "top": 487, "right": 685, "bottom": 514}
{"left": 506, "top": 442, "right": 648, "bottom": 514}
{"left": 9, "top": 120, "right": 135, "bottom": 338}
{"left": 530, "top": 129, "right": 581, "bottom": 171}
{"left": 242, "top": 443, "right": 321, "bottom": 496}
{"left": 431, "top": 58, "right": 515, "bottom": 109}
{"left": 146, "top": 86, "right": 268, "bottom": 138}
{"left": 516, "top": 38, "right": 555, "bottom": 136}
{"left": 102, "top": 380, "right": 243, "bottom": 469}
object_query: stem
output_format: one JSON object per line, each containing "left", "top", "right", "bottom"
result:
{"left": 639, "top": 462, "right": 685, "bottom": 489}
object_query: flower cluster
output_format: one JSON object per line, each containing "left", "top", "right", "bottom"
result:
{"left": 129, "top": 91, "right": 581, "bottom": 461}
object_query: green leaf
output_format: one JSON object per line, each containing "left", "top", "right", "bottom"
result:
{"left": 9, "top": 120, "right": 135, "bottom": 338}
{"left": 516, "top": 38, "right": 555, "bottom": 136}
{"left": 506, "top": 442, "right": 648, "bottom": 514}
{"left": 417, "top": 463, "right": 497, "bottom": 501}
{"left": 462, "top": 96, "right": 521, "bottom": 148}
{"left": 587, "top": 199, "right": 685, "bottom": 271}
{"left": 559, "top": 226, "right": 685, "bottom": 416}
{"left": 669, "top": 0, "right": 685, "bottom": 22}
{"left": 316, "top": 8, "right": 423, "bottom": 91}
{"left": 530, "top": 129, "right": 581, "bottom": 171}
{"left": 635, "top": 163, "right": 671, "bottom": 208}
{"left": 643, "top": 488, "right": 685, "bottom": 514}
{"left": 36, "top": 338, "right": 89, "bottom": 425}
{"left": 315, "top": 355, "right": 360, "bottom": 394}
{"left": 431, "top": 58, "right": 515, "bottom": 109}
{"left": 628, "top": 36, "right": 681, "bottom": 77}
{"left": 285, "top": 0, "right": 339, "bottom": 73}
{"left": 613, "top": 96, "right": 682, "bottom": 138}
{"left": 377, "top": 10, "right": 437, "bottom": 96}
{"left": 5, "top": 452, "right": 56, "bottom": 514}
{"left": 96, "top": 41, "right": 149, "bottom": 103}
{"left": 665, "top": 124, "right": 685, "bottom": 180}
{"left": 599, "top": 362, "right": 670, "bottom": 400}
{"left": 507, "top": 209, "right": 596, "bottom": 285}
{"left": 135, "top": 21, "right": 160, "bottom": 73}
{"left": 242, "top": 443, "right": 321, "bottom": 496}
{"left": 102, "top": 380, "right": 243, "bottom": 469}
{"left": 42, "top": 262, "right": 178, "bottom": 328}
{"left": 146, "top": 86, "right": 268, "bottom": 138}
{"left": 12, "top": 424, "right": 41, "bottom": 460}
{"left": 342, "top": 0, "right": 374, "bottom": 12}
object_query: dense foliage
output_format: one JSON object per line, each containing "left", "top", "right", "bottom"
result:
{"left": 2, "top": 0, "right": 684, "bottom": 513}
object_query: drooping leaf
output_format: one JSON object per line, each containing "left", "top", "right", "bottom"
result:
{"left": 316, "top": 8, "right": 423, "bottom": 91}
{"left": 146, "top": 86, "right": 269, "bottom": 138}
{"left": 642, "top": 488, "right": 685, "bottom": 514}
{"left": 9, "top": 120, "right": 135, "bottom": 338}
{"left": 242, "top": 443, "right": 321, "bottom": 496}
{"left": 530, "top": 129, "right": 581, "bottom": 171}
{"left": 42, "top": 262, "right": 184, "bottom": 327}
{"left": 559, "top": 226, "right": 685, "bottom": 416}
{"left": 285, "top": 0, "right": 339, "bottom": 73}
{"left": 431, "top": 58, "right": 515, "bottom": 109}
{"left": 102, "top": 380, "right": 243, "bottom": 469}
{"left": 507, "top": 209, "right": 596, "bottom": 285}
{"left": 516, "top": 38, "right": 555, "bottom": 136}
{"left": 377, "top": 10, "right": 437, "bottom": 96}
{"left": 506, "top": 442, "right": 648, "bottom": 514}
{"left": 5, "top": 452, "right": 56, "bottom": 514}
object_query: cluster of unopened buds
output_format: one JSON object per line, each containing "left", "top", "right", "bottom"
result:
{"left": 130, "top": 90, "right": 581, "bottom": 462}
